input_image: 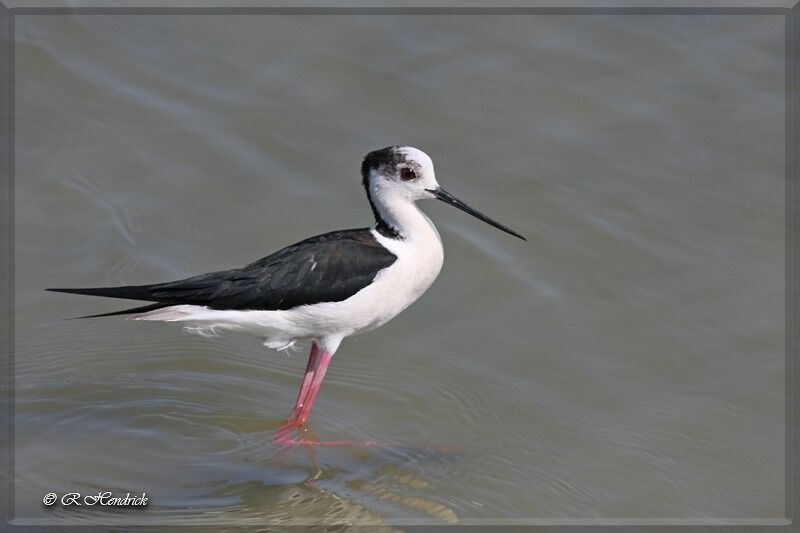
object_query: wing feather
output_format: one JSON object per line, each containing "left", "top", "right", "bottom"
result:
{"left": 48, "top": 229, "right": 397, "bottom": 311}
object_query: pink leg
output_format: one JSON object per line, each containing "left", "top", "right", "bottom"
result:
{"left": 273, "top": 344, "right": 332, "bottom": 444}
{"left": 290, "top": 342, "right": 319, "bottom": 420}
{"left": 273, "top": 338, "right": 341, "bottom": 445}
{"left": 294, "top": 350, "right": 333, "bottom": 425}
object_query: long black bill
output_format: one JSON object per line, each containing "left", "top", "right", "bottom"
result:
{"left": 426, "top": 187, "right": 526, "bottom": 241}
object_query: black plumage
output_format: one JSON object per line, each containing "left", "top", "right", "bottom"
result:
{"left": 48, "top": 228, "right": 397, "bottom": 316}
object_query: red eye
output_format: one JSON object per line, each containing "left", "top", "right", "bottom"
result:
{"left": 400, "top": 167, "right": 417, "bottom": 181}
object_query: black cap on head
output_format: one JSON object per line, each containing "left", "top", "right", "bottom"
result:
{"left": 361, "top": 146, "right": 407, "bottom": 183}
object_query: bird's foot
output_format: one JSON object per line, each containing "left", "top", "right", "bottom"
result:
{"left": 272, "top": 417, "right": 307, "bottom": 445}
{"left": 273, "top": 424, "right": 389, "bottom": 448}
{"left": 273, "top": 418, "right": 435, "bottom": 450}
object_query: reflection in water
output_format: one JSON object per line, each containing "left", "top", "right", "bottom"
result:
{"left": 221, "top": 441, "right": 460, "bottom": 526}
{"left": 200, "top": 426, "right": 462, "bottom": 527}
{"left": 266, "top": 423, "right": 460, "bottom": 524}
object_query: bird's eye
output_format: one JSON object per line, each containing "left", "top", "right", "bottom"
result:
{"left": 400, "top": 167, "right": 417, "bottom": 181}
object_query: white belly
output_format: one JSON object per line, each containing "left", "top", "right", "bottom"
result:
{"left": 132, "top": 228, "right": 444, "bottom": 348}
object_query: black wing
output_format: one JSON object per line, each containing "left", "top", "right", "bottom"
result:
{"left": 48, "top": 228, "right": 397, "bottom": 313}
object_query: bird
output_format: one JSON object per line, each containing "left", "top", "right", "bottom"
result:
{"left": 48, "top": 146, "right": 525, "bottom": 441}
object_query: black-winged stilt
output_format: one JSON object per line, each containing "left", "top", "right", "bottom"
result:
{"left": 48, "top": 146, "right": 525, "bottom": 442}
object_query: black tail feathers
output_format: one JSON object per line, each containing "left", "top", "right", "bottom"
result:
{"left": 46, "top": 285, "right": 155, "bottom": 301}
{"left": 46, "top": 286, "right": 168, "bottom": 319}
{"left": 68, "top": 302, "right": 170, "bottom": 320}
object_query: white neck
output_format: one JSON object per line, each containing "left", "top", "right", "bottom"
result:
{"left": 370, "top": 186, "right": 439, "bottom": 242}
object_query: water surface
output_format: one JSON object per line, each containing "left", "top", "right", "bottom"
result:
{"left": 14, "top": 12, "right": 785, "bottom": 526}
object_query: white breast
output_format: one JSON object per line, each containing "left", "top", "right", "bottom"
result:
{"left": 356, "top": 222, "right": 444, "bottom": 332}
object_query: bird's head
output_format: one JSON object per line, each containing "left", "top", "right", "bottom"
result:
{"left": 361, "top": 146, "right": 439, "bottom": 202}
{"left": 361, "top": 146, "right": 526, "bottom": 241}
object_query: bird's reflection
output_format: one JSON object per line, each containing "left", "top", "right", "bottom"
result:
{"left": 207, "top": 429, "right": 458, "bottom": 526}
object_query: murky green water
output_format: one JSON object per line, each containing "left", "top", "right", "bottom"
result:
{"left": 13, "top": 12, "right": 785, "bottom": 527}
